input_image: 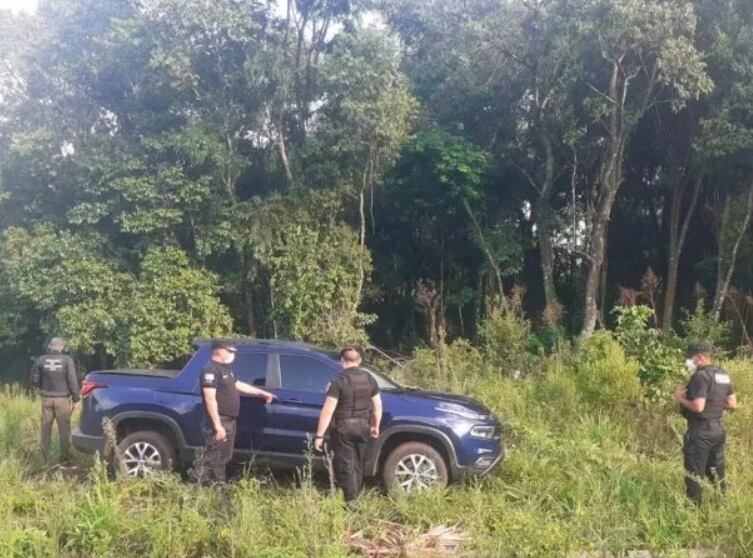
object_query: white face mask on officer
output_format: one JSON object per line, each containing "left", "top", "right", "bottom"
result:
{"left": 224, "top": 351, "right": 236, "bottom": 365}
{"left": 685, "top": 358, "right": 697, "bottom": 373}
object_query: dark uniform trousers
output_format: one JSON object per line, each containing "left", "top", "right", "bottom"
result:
{"left": 41, "top": 396, "right": 73, "bottom": 460}
{"left": 331, "top": 417, "right": 370, "bottom": 502}
{"left": 194, "top": 416, "right": 236, "bottom": 483}
{"left": 683, "top": 419, "right": 726, "bottom": 505}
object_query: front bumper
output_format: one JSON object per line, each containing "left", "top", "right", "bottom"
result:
{"left": 452, "top": 443, "right": 505, "bottom": 480}
{"left": 72, "top": 429, "right": 105, "bottom": 454}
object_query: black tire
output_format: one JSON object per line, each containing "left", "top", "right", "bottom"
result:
{"left": 115, "top": 430, "right": 176, "bottom": 478}
{"left": 381, "top": 441, "right": 449, "bottom": 493}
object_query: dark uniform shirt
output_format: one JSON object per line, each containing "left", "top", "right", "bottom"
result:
{"left": 200, "top": 361, "right": 240, "bottom": 418}
{"left": 327, "top": 367, "right": 380, "bottom": 421}
{"left": 31, "top": 352, "right": 80, "bottom": 401}
{"left": 684, "top": 365, "right": 734, "bottom": 428}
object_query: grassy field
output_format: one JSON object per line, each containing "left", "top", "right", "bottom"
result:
{"left": 1, "top": 333, "right": 753, "bottom": 557}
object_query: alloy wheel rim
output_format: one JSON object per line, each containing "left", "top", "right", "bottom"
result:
{"left": 122, "top": 442, "right": 162, "bottom": 477}
{"left": 394, "top": 453, "right": 440, "bottom": 493}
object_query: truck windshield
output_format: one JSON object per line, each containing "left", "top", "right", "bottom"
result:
{"left": 362, "top": 367, "right": 401, "bottom": 391}
{"left": 324, "top": 352, "right": 401, "bottom": 391}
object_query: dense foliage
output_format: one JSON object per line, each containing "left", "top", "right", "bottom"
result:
{"left": 1, "top": 0, "right": 753, "bottom": 373}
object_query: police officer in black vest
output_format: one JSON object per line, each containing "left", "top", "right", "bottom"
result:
{"left": 31, "top": 337, "right": 80, "bottom": 465}
{"left": 673, "top": 343, "right": 738, "bottom": 505}
{"left": 194, "top": 340, "right": 277, "bottom": 484}
{"left": 314, "top": 345, "right": 382, "bottom": 502}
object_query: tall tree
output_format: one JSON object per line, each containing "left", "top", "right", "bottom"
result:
{"left": 475, "top": 0, "right": 577, "bottom": 312}
{"left": 316, "top": 26, "right": 417, "bottom": 304}
{"left": 693, "top": 0, "right": 753, "bottom": 323}
{"left": 574, "top": 0, "right": 712, "bottom": 334}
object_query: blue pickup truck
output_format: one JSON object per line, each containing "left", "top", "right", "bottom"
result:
{"left": 72, "top": 339, "right": 503, "bottom": 491}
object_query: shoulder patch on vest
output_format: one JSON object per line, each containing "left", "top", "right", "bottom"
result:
{"left": 714, "top": 373, "right": 731, "bottom": 384}
{"left": 203, "top": 372, "right": 215, "bottom": 383}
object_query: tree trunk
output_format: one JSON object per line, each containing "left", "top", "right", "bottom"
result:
{"left": 582, "top": 227, "right": 605, "bottom": 335}
{"left": 538, "top": 132, "right": 559, "bottom": 311}
{"left": 536, "top": 196, "right": 558, "bottom": 310}
{"left": 582, "top": 184, "right": 621, "bottom": 335}
{"left": 463, "top": 200, "right": 505, "bottom": 298}
{"left": 581, "top": 58, "right": 630, "bottom": 336}
{"left": 712, "top": 179, "right": 753, "bottom": 322}
{"left": 276, "top": 132, "right": 294, "bottom": 184}
{"left": 662, "top": 174, "right": 702, "bottom": 330}
{"left": 353, "top": 183, "right": 367, "bottom": 313}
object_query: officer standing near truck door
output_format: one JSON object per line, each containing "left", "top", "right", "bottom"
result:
{"left": 314, "top": 345, "right": 382, "bottom": 502}
{"left": 194, "top": 340, "right": 277, "bottom": 484}
{"left": 31, "top": 337, "right": 80, "bottom": 466}
{"left": 673, "top": 343, "right": 738, "bottom": 505}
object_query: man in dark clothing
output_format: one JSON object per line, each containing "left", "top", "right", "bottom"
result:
{"left": 673, "top": 342, "right": 738, "bottom": 505}
{"left": 193, "top": 340, "right": 277, "bottom": 484}
{"left": 31, "top": 337, "right": 80, "bottom": 465}
{"left": 314, "top": 345, "right": 382, "bottom": 502}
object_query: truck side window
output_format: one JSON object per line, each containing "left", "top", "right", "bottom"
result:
{"left": 279, "top": 355, "right": 338, "bottom": 393}
{"left": 233, "top": 353, "right": 268, "bottom": 387}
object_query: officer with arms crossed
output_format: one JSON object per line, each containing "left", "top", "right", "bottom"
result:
{"left": 673, "top": 342, "right": 738, "bottom": 505}
{"left": 31, "top": 337, "right": 80, "bottom": 466}
{"left": 314, "top": 345, "right": 382, "bottom": 502}
{"left": 195, "top": 340, "right": 277, "bottom": 484}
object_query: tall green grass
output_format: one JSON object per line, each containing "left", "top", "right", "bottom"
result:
{"left": 1, "top": 335, "right": 752, "bottom": 557}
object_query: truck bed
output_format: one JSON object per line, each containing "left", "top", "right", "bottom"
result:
{"left": 91, "top": 369, "right": 180, "bottom": 378}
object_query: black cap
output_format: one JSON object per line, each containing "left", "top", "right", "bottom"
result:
{"left": 211, "top": 340, "right": 237, "bottom": 352}
{"left": 685, "top": 342, "right": 711, "bottom": 359}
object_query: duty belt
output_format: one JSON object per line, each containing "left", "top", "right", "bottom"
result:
{"left": 689, "top": 417, "right": 723, "bottom": 428}
{"left": 334, "top": 416, "right": 368, "bottom": 427}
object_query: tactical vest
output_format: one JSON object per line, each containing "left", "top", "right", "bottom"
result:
{"left": 698, "top": 366, "right": 731, "bottom": 421}
{"left": 685, "top": 365, "right": 733, "bottom": 427}
{"left": 333, "top": 368, "right": 373, "bottom": 421}
{"left": 37, "top": 353, "right": 73, "bottom": 396}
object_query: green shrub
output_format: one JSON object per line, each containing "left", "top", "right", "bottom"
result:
{"left": 530, "top": 323, "right": 568, "bottom": 355}
{"left": 0, "top": 527, "right": 54, "bottom": 558}
{"left": 478, "top": 297, "right": 534, "bottom": 375}
{"left": 613, "top": 305, "right": 685, "bottom": 399}
{"left": 572, "top": 331, "right": 643, "bottom": 410}
{"left": 405, "top": 338, "right": 485, "bottom": 392}
{"left": 680, "top": 298, "right": 732, "bottom": 350}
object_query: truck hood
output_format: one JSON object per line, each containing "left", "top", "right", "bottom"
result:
{"left": 391, "top": 388, "right": 494, "bottom": 419}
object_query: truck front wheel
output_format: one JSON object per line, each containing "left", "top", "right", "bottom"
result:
{"left": 381, "top": 441, "right": 449, "bottom": 493}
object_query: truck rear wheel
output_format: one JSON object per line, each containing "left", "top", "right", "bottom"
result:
{"left": 382, "top": 441, "right": 449, "bottom": 493}
{"left": 116, "top": 430, "right": 175, "bottom": 478}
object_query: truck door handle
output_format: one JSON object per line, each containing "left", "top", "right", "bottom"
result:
{"left": 281, "top": 398, "right": 303, "bottom": 404}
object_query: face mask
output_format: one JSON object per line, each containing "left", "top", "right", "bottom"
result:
{"left": 225, "top": 352, "right": 236, "bottom": 365}
{"left": 685, "top": 358, "right": 697, "bottom": 373}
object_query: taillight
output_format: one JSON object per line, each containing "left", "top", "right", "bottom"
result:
{"left": 81, "top": 379, "right": 107, "bottom": 398}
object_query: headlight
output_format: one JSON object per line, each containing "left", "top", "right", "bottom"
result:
{"left": 434, "top": 402, "right": 486, "bottom": 421}
{"left": 470, "top": 426, "right": 496, "bottom": 439}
